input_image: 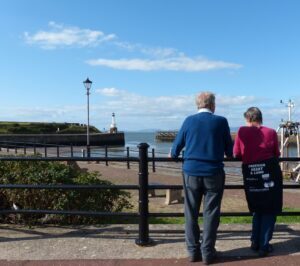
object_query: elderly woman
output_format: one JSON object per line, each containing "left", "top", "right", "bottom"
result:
{"left": 233, "top": 107, "right": 283, "bottom": 257}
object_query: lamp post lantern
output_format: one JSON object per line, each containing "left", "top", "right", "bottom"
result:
{"left": 83, "top": 78, "right": 92, "bottom": 157}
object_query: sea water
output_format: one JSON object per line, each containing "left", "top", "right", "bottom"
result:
{"left": 90, "top": 132, "right": 171, "bottom": 158}
{"left": 125, "top": 132, "right": 172, "bottom": 156}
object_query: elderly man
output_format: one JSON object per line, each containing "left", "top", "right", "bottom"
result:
{"left": 170, "top": 92, "right": 233, "bottom": 264}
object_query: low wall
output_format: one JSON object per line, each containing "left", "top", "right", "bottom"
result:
{"left": 0, "top": 132, "right": 125, "bottom": 147}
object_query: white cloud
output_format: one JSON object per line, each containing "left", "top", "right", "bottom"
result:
{"left": 217, "top": 95, "right": 257, "bottom": 106}
{"left": 96, "top": 87, "right": 193, "bottom": 113}
{"left": 106, "top": 90, "right": 295, "bottom": 130}
{"left": 140, "top": 47, "right": 178, "bottom": 58}
{"left": 89, "top": 39, "right": 242, "bottom": 72}
{"left": 0, "top": 92, "right": 288, "bottom": 130}
{"left": 114, "top": 41, "right": 138, "bottom": 51}
{"left": 115, "top": 42, "right": 179, "bottom": 58}
{"left": 24, "top": 22, "right": 116, "bottom": 49}
{"left": 96, "top": 88, "right": 125, "bottom": 97}
{"left": 23, "top": 22, "right": 242, "bottom": 73}
{"left": 86, "top": 56, "right": 241, "bottom": 72}
{"left": 93, "top": 89, "right": 264, "bottom": 129}
{"left": 0, "top": 106, "right": 86, "bottom": 123}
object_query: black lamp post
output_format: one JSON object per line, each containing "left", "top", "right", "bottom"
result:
{"left": 83, "top": 78, "right": 92, "bottom": 157}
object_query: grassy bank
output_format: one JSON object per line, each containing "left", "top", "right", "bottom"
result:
{"left": 0, "top": 121, "right": 100, "bottom": 134}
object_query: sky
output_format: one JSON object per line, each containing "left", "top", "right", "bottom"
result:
{"left": 1, "top": 0, "right": 300, "bottom": 131}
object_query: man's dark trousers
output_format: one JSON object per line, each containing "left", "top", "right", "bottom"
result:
{"left": 183, "top": 171, "right": 225, "bottom": 260}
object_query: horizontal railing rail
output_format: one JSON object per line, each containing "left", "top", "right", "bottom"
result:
{"left": 0, "top": 157, "right": 140, "bottom": 162}
{"left": 0, "top": 184, "right": 139, "bottom": 189}
{"left": 0, "top": 210, "right": 139, "bottom": 217}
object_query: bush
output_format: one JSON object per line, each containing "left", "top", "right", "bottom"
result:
{"left": 0, "top": 159, "right": 132, "bottom": 224}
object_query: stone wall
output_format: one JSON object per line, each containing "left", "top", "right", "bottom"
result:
{"left": 0, "top": 132, "right": 125, "bottom": 147}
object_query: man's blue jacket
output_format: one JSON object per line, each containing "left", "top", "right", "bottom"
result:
{"left": 171, "top": 111, "right": 233, "bottom": 176}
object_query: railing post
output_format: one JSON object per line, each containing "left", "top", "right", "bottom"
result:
{"left": 152, "top": 148, "right": 155, "bottom": 173}
{"left": 105, "top": 145, "right": 108, "bottom": 166}
{"left": 70, "top": 145, "right": 74, "bottom": 158}
{"left": 136, "top": 143, "right": 152, "bottom": 246}
{"left": 57, "top": 146, "right": 60, "bottom": 157}
{"left": 44, "top": 146, "right": 47, "bottom": 158}
{"left": 87, "top": 145, "right": 91, "bottom": 158}
{"left": 24, "top": 146, "right": 26, "bottom": 155}
{"left": 33, "top": 145, "right": 36, "bottom": 155}
{"left": 127, "top": 147, "right": 130, "bottom": 169}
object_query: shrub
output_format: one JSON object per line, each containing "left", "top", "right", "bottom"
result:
{"left": 0, "top": 159, "right": 132, "bottom": 224}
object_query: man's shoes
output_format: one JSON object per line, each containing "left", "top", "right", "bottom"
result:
{"left": 203, "top": 257, "right": 214, "bottom": 265}
{"left": 258, "top": 249, "right": 268, "bottom": 257}
{"left": 188, "top": 252, "right": 201, "bottom": 262}
{"left": 250, "top": 241, "right": 259, "bottom": 251}
{"left": 258, "top": 244, "right": 273, "bottom": 257}
{"left": 203, "top": 250, "right": 217, "bottom": 265}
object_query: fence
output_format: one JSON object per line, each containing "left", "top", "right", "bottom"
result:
{"left": 0, "top": 142, "right": 300, "bottom": 246}
{"left": 0, "top": 140, "right": 171, "bottom": 172}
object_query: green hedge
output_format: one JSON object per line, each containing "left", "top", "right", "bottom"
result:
{"left": 0, "top": 159, "right": 132, "bottom": 225}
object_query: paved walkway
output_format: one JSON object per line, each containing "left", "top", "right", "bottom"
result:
{"left": 0, "top": 223, "right": 300, "bottom": 265}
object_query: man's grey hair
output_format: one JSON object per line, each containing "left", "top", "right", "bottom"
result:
{"left": 195, "top": 92, "right": 215, "bottom": 109}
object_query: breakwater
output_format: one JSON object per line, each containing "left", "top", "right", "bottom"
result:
{"left": 155, "top": 131, "right": 298, "bottom": 144}
{"left": 0, "top": 132, "right": 125, "bottom": 147}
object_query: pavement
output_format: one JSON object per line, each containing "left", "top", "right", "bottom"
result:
{"left": 0, "top": 223, "right": 300, "bottom": 265}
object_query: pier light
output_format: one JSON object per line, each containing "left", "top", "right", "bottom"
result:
{"left": 83, "top": 77, "right": 92, "bottom": 157}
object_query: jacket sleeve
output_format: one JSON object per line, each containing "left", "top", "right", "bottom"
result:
{"left": 224, "top": 119, "right": 233, "bottom": 158}
{"left": 171, "top": 120, "right": 186, "bottom": 158}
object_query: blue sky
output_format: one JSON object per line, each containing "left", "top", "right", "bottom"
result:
{"left": 0, "top": 0, "right": 299, "bottom": 131}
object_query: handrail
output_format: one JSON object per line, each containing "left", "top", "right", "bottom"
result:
{"left": 0, "top": 143, "right": 299, "bottom": 246}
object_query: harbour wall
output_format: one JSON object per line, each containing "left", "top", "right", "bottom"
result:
{"left": 0, "top": 132, "right": 125, "bottom": 147}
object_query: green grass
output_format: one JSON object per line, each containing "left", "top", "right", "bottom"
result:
{"left": 0, "top": 121, "right": 101, "bottom": 134}
{"left": 148, "top": 217, "right": 252, "bottom": 224}
{"left": 148, "top": 208, "right": 300, "bottom": 224}
{"left": 100, "top": 208, "right": 300, "bottom": 225}
{"left": 277, "top": 208, "right": 300, "bottom": 223}
{"left": 8, "top": 208, "right": 297, "bottom": 225}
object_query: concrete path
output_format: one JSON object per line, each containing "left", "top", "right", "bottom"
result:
{"left": 0, "top": 224, "right": 300, "bottom": 265}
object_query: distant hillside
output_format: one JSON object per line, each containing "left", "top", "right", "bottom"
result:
{"left": 0, "top": 122, "right": 101, "bottom": 134}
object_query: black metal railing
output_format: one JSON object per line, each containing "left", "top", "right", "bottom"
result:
{"left": 0, "top": 142, "right": 300, "bottom": 246}
{"left": 0, "top": 140, "right": 173, "bottom": 172}
{"left": 0, "top": 141, "right": 143, "bottom": 170}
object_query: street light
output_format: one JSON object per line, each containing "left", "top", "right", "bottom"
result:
{"left": 83, "top": 77, "right": 92, "bottom": 157}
